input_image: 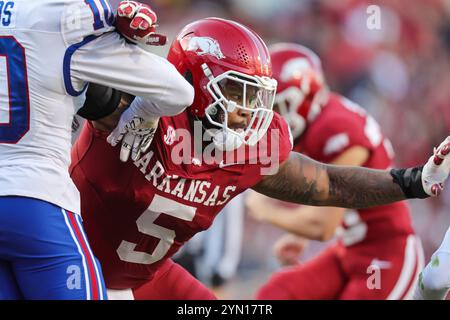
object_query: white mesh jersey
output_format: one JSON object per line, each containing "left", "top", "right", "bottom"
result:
{"left": 0, "top": 0, "right": 192, "bottom": 214}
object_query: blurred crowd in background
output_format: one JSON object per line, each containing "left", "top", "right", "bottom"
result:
{"left": 108, "top": 0, "right": 450, "bottom": 299}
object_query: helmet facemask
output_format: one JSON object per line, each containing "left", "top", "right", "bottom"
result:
{"left": 201, "top": 64, "right": 277, "bottom": 151}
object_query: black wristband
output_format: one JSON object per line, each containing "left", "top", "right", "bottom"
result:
{"left": 390, "top": 166, "right": 429, "bottom": 199}
{"left": 77, "top": 83, "right": 122, "bottom": 121}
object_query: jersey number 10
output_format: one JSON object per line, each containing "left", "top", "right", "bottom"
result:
{"left": 0, "top": 1, "right": 114, "bottom": 144}
{"left": 0, "top": 36, "right": 30, "bottom": 144}
{"left": 85, "top": 0, "right": 115, "bottom": 31}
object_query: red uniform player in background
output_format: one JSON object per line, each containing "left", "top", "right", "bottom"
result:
{"left": 247, "top": 43, "right": 424, "bottom": 300}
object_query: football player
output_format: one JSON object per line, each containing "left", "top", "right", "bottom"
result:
{"left": 0, "top": 0, "right": 193, "bottom": 299}
{"left": 247, "top": 43, "right": 424, "bottom": 299}
{"left": 72, "top": 16, "right": 450, "bottom": 299}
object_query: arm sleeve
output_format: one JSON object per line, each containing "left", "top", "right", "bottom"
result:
{"left": 67, "top": 32, "right": 194, "bottom": 115}
{"left": 76, "top": 83, "right": 123, "bottom": 120}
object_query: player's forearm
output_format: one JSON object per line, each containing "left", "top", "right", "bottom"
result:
{"left": 323, "top": 164, "right": 406, "bottom": 208}
{"left": 267, "top": 205, "right": 342, "bottom": 241}
{"left": 86, "top": 91, "right": 133, "bottom": 132}
{"left": 261, "top": 206, "right": 318, "bottom": 238}
{"left": 254, "top": 152, "right": 406, "bottom": 209}
{"left": 92, "top": 106, "right": 126, "bottom": 132}
{"left": 288, "top": 206, "right": 344, "bottom": 241}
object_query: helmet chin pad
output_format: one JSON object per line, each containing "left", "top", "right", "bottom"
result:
{"left": 212, "top": 129, "right": 244, "bottom": 152}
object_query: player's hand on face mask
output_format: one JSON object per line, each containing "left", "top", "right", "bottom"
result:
{"left": 422, "top": 136, "right": 450, "bottom": 196}
{"left": 107, "top": 108, "right": 159, "bottom": 163}
{"left": 116, "top": 1, "right": 167, "bottom": 47}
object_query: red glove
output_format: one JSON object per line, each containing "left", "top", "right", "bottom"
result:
{"left": 115, "top": 1, "right": 167, "bottom": 46}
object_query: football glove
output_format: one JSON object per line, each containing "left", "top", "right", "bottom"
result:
{"left": 391, "top": 136, "right": 450, "bottom": 198}
{"left": 116, "top": 1, "right": 167, "bottom": 47}
{"left": 107, "top": 107, "right": 159, "bottom": 162}
{"left": 422, "top": 136, "right": 450, "bottom": 196}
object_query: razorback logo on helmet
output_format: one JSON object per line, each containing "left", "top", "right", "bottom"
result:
{"left": 280, "top": 57, "right": 312, "bottom": 82}
{"left": 186, "top": 36, "right": 225, "bottom": 59}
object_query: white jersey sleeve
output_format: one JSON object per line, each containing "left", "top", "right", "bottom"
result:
{"left": 67, "top": 32, "right": 194, "bottom": 116}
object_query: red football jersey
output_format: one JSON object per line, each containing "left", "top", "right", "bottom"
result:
{"left": 70, "top": 110, "right": 292, "bottom": 289}
{"left": 294, "top": 93, "right": 414, "bottom": 246}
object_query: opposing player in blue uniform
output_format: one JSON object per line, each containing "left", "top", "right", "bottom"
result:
{"left": 0, "top": 0, "right": 193, "bottom": 299}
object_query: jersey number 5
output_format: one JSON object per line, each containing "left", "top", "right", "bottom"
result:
{"left": 0, "top": 36, "right": 30, "bottom": 144}
{"left": 117, "top": 194, "right": 197, "bottom": 265}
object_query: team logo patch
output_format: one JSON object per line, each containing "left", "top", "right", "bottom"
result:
{"left": 186, "top": 37, "right": 225, "bottom": 59}
{"left": 164, "top": 126, "right": 176, "bottom": 146}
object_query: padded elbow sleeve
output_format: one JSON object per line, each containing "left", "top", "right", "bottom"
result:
{"left": 77, "top": 83, "right": 122, "bottom": 120}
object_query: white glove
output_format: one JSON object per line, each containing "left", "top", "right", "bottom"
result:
{"left": 107, "top": 107, "right": 159, "bottom": 162}
{"left": 422, "top": 136, "right": 450, "bottom": 196}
